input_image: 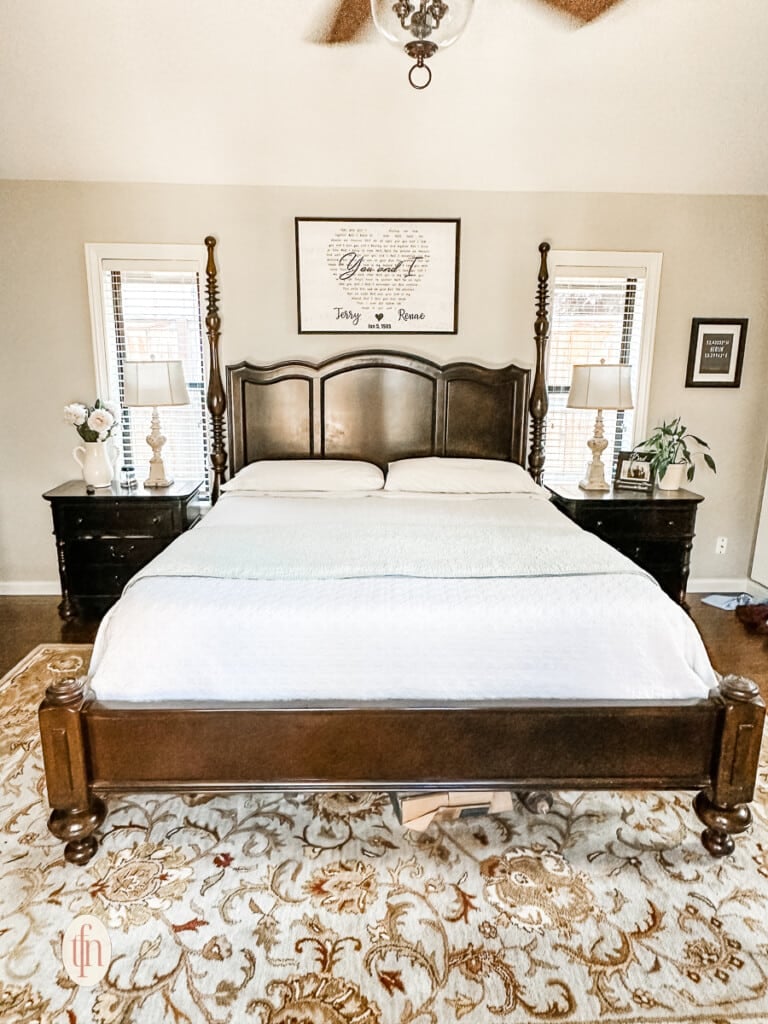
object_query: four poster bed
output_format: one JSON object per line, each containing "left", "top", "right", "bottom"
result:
{"left": 39, "top": 240, "right": 764, "bottom": 866}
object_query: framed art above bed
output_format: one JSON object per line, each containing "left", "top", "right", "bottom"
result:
{"left": 38, "top": 239, "right": 764, "bottom": 869}
{"left": 295, "top": 217, "right": 460, "bottom": 334}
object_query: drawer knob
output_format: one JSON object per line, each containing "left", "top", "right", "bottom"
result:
{"left": 109, "top": 544, "right": 134, "bottom": 562}
{"left": 76, "top": 516, "right": 83, "bottom": 526}
{"left": 595, "top": 519, "right": 603, "bottom": 528}
{"left": 152, "top": 516, "right": 161, "bottom": 525}
{"left": 668, "top": 520, "right": 675, "bottom": 528}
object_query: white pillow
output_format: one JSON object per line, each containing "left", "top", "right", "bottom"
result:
{"left": 221, "top": 459, "right": 384, "bottom": 493}
{"left": 384, "top": 457, "right": 542, "bottom": 494}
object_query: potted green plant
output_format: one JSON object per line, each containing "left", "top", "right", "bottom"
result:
{"left": 633, "top": 416, "right": 716, "bottom": 491}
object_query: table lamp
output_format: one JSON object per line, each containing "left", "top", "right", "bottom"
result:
{"left": 567, "top": 360, "right": 634, "bottom": 491}
{"left": 123, "top": 360, "right": 190, "bottom": 488}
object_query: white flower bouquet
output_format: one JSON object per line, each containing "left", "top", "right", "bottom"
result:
{"left": 63, "top": 399, "right": 122, "bottom": 442}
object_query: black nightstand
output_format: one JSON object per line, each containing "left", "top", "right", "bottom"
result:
{"left": 548, "top": 483, "right": 703, "bottom": 606}
{"left": 43, "top": 479, "right": 202, "bottom": 620}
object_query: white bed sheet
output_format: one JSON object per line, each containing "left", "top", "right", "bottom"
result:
{"left": 89, "top": 492, "right": 716, "bottom": 703}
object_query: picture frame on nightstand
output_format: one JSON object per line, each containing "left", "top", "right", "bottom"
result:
{"left": 614, "top": 451, "right": 655, "bottom": 492}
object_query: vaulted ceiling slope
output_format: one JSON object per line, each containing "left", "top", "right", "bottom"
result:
{"left": 1, "top": 0, "right": 766, "bottom": 194}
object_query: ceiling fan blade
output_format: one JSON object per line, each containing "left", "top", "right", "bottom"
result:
{"left": 315, "top": 0, "right": 372, "bottom": 44}
{"left": 538, "top": 0, "right": 624, "bottom": 22}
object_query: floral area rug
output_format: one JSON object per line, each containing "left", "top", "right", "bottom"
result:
{"left": 2, "top": 645, "right": 768, "bottom": 1024}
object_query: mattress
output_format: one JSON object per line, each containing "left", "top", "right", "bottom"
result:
{"left": 89, "top": 492, "right": 716, "bottom": 703}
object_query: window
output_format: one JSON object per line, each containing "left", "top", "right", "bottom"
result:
{"left": 85, "top": 244, "right": 209, "bottom": 496}
{"left": 544, "top": 251, "right": 662, "bottom": 483}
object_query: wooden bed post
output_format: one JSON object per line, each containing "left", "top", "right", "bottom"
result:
{"left": 39, "top": 674, "right": 105, "bottom": 865}
{"left": 694, "top": 674, "right": 765, "bottom": 856}
{"left": 528, "top": 241, "right": 550, "bottom": 484}
{"left": 204, "top": 236, "right": 228, "bottom": 504}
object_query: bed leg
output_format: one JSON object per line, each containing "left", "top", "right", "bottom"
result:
{"left": 693, "top": 791, "right": 751, "bottom": 858}
{"left": 48, "top": 800, "right": 107, "bottom": 866}
{"left": 38, "top": 672, "right": 105, "bottom": 865}
{"left": 694, "top": 674, "right": 765, "bottom": 858}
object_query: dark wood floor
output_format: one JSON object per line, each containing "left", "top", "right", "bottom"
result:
{"left": 686, "top": 595, "right": 768, "bottom": 696}
{"left": 0, "top": 596, "right": 100, "bottom": 677}
{"left": 1, "top": 593, "right": 766, "bottom": 698}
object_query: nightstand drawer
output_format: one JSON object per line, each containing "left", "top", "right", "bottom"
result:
{"left": 58, "top": 503, "right": 176, "bottom": 538}
{"left": 576, "top": 504, "right": 695, "bottom": 540}
{"left": 613, "top": 538, "right": 685, "bottom": 568}
{"left": 67, "top": 561, "right": 141, "bottom": 596}
{"left": 68, "top": 537, "right": 169, "bottom": 569}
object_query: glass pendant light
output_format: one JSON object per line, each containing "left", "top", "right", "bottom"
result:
{"left": 371, "top": 0, "right": 475, "bottom": 89}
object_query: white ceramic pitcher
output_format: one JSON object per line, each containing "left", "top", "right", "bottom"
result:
{"left": 72, "top": 441, "right": 118, "bottom": 488}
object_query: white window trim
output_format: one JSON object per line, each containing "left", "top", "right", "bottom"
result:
{"left": 548, "top": 249, "right": 663, "bottom": 444}
{"left": 84, "top": 242, "right": 208, "bottom": 401}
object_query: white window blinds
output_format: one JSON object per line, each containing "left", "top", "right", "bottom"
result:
{"left": 544, "top": 254, "right": 661, "bottom": 484}
{"left": 98, "top": 263, "right": 210, "bottom": 497}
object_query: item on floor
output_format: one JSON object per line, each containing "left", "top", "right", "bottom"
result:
{"left": 736, "top": 602, "right": 768, "bottom": 634}
{"left": 5, "top": 644, "right": 768, "bottom": 1024}
{"left": 391, "top": 790, "right": 515, "bottom": 831}
{"left": 701, "top": 592, "right": 754, "bottom": 610}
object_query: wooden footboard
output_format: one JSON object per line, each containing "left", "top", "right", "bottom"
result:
{"left": 39, "top": 672, "right": 764, "bottom": 865}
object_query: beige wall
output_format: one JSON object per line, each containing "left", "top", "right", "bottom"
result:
{"left": 1, "top": 180, "right": 766, "bottom": 586}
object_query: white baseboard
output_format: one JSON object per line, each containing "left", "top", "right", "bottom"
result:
{"left": 0, "top": 581, "right": 60, "bottom": 596}
{"left": 688, "top": 577, "right": 768, "bottom": 598}
{"left": 4, "top": 578, "right": 767, "bottom": 600}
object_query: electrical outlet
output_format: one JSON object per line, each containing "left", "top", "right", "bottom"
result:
{"left": 715, "top": 536, "right": 728, "bottom": 556}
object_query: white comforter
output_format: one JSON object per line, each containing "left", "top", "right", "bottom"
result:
{"left": 89, "top": 492, "right": 716, "bottom": 703}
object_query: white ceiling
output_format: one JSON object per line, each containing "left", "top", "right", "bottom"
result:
{"left": 1, "top": 0, "right": 766, "bottom": 194}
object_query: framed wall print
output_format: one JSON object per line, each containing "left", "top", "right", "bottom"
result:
{"left": 614, "top": 451, "right": 655, "bottom": 492}
{"left": 685, "top": 318, "right": 748, "bottom": 388}
{"left": 295, "top": 217, "right": 460, "bottom": 334}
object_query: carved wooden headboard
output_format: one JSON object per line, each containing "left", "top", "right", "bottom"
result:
{"left": 226, "top": 352, "right": 529, "bottom": 476}
{"left": 203, "top": 238, "right": 550, "bottom": 502}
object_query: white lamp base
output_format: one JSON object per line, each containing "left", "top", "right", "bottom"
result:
{"left": 578, "top": 408, "right": 610, "bottom": 492}
{"left": 579, "top": 463, "right": 610, "bottom": 492}
{"left": 144, "top": 407, "right": 173, "bottom": 489}
{"left": 145, "top": 463, "right": 173, "bottom": 489}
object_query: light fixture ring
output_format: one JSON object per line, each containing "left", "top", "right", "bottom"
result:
{"left": 408, "top": 60, "right": 432, "bottom": 89}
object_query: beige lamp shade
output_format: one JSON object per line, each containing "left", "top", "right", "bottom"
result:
{"left": 567, "top": 362, "right": 634, "bottom": 410}
{"left": 123, "top": 360, "right": 190, "bottom": 408}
